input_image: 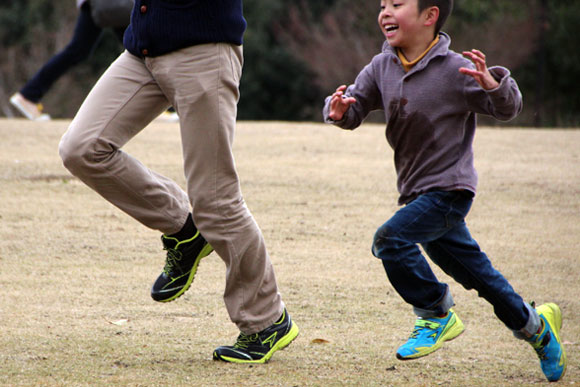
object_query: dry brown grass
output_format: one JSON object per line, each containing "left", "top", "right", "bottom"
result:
{"left": 0, "top": 118, "right": 578, "bottom": 386}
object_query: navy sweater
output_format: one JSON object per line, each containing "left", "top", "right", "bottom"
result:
{"left": 124, "top": 0, "right": 246, "bottom": 57}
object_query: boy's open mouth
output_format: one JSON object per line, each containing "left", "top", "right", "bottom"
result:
{"left": 385, "top": 24, "right": 399, "bottom": 32}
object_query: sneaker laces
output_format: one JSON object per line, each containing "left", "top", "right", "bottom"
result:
{"left": 163, "top": 247, "right": 183, "bottom": 275}
{"left": 534, "top": 342, "right": 549, "bottom": 360}
{"left": 531, "top": 322, "right": 550, "bottom": 360}
{"left": 409, "top": 319, "right": 440, "bottom": 339}
{"left": 233, "top": 333, "right": 259, "bottom": 349}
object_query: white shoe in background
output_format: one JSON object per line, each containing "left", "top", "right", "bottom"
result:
{"left": 10, "top": 93, "right": 51, "bottom": 121}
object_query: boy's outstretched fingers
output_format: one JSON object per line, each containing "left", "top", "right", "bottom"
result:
{"left": 329, "top": 88, "right": 356, "bottom": 121}
{"left": 463, "top": 49, "right": 485, "bottom": 61}
{"left": 459, "top": 49, "right": 499, "bottom": 90}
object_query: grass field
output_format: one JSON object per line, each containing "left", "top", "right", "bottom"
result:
{"left": 0, "top": 118, "right": 578, "bottom": 386}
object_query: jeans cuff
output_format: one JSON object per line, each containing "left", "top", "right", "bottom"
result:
{"left": 512, "top": 302, "right": 540, "bottom": 340}
{"left": 413, "top": 289, "right": 455, "bottom": 318}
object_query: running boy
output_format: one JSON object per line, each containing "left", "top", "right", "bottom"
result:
{"left": 322, "top": 0, "right": 566, "bottom": 381}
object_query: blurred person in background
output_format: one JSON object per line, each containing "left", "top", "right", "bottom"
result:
{"left": 10, "top": 0, "right": 126, "bottom": 121}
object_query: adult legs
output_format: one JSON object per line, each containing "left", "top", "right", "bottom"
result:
{"left": 60, "top": 45, "right": 284, "bottom": 334}
{"left": 59, "top": 51, "right": 188, "bottom": 233}
{"left": 147, "top": 43, "right": 283, "bottom": 333}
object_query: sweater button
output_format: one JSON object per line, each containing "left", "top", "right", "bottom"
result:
{"left": 142, "top": 49, "right": 149, "bottom": 56}
{"left": 140, "top": 5, "right": 147, "bottom": 13}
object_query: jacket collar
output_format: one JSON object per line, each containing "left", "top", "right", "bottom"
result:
{"left": 382, "top": 32, "right": 451, "bottom": 73}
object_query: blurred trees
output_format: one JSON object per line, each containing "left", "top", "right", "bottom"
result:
{"left": 238, "top": 0, "right": 321, "bottom": 120}
{"left": 522, "top": 0, "right": 580, "bottom": 126}
{"left": 0, "top": 0, "right": 578, "bottom": 126}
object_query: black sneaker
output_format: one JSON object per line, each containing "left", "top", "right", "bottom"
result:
{"left": 150, "top": 232, "right": 213, "bottom": 302}
{"left": 213, "top": 308, "right": 299, "bottom": 363}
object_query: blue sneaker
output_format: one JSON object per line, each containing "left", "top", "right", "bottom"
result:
{"left": 396, "top": 309, "right": 464, "bottom": 360}
{"left": 527, "top": 303, "right": 567, "bottom": 382}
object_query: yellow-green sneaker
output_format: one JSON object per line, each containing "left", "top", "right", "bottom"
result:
{"left": 213, "top": 309, "right": 299, "bottom": 363}
{"left": 396, "top": 309, "right": 464, "bottom": 360}
{"left": 527, "top": 303, "right": 567, "bottom": 382}
{"left": 150, "top": 232, "right": 213, "bottom": 302}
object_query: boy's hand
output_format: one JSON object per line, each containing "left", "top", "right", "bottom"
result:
{"left": 328, "top": 85, "right": 357, "bottom": 121}
{"left": 459, "top": 49, "right": 499, "bottom": 90}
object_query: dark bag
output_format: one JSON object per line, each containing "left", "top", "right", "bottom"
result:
{"left": 90, "top": 0, "right": 134, "bottom": 28}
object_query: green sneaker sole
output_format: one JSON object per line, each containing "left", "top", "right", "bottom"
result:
{"left": 216, "top": 322, "right": 300, "bottom": 364}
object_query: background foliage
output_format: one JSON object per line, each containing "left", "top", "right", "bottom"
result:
{"left": 1, "top": 0, "right": 578, "bottom": 126}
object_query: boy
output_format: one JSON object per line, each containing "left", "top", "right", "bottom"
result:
{"left": 59, "top": 0, "right": 298, "bottom": 363}
{"left": 323, "top": 0, "right": 566, "bottom": 381}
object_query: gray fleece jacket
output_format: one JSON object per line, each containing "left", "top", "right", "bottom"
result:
{"left": 323, "top": 32, "right": 522, "bottom": 204}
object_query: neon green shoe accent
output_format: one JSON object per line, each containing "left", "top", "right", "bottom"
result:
{"left": 217, "top": 323, "right": 299, "bottom": 364}
{"left": 151, "top": 231, "right": 213, "bottom": 302}
{"left": 528, "top": 303, "right": 567, "bottom": 382}
{"left": 397, "top": 309, "right": 464, "bottom": 360}
{"left": 213, "top": 309, "right": 299, "bottom": 364}
{"left": 158, "top": 239, "right": 213, "bottom": 303}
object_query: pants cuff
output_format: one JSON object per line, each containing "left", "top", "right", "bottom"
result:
{"left": 512, "top": 302, "right": 540, "bottom": 340}
{"left": 413, "top": 289, "right": 455, "bottom": 318}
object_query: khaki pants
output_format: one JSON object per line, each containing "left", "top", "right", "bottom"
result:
{"left": 59, "top": 44, "right": 283, "bottom": 334}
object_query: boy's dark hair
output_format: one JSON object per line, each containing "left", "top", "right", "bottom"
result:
{"left": 418, "top": 0, "right": 453, "bottom": 35}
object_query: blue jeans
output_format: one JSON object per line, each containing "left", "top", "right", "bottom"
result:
{"left": 372, "top": 190, "right": 534, "bottom": 333}
{"left": 20, "top": 4, "right": 124, "bottom": 102}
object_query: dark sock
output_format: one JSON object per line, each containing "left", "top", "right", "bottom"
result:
{"left": 167, "top": 213, "right": 197, "bottom": 241}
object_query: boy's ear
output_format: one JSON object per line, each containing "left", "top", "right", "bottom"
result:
{"left": 423, "top": 6, "right": 440, "bottom": 27}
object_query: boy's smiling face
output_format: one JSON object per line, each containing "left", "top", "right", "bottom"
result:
{"left": 378, "top": 0, "right": 437, "bottom": 54}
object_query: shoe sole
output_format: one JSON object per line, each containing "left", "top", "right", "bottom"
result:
{"left": 214, "top": 322, "right": 300, "bottom": 364}
{"left": 539, "top": 303, "right": 567, "bottom": 381}
{"left": 397, "top": 313, "right": 465, "bottom": 360}
{"left": 153, "top": 243, "right": 214, "bottom": 303}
